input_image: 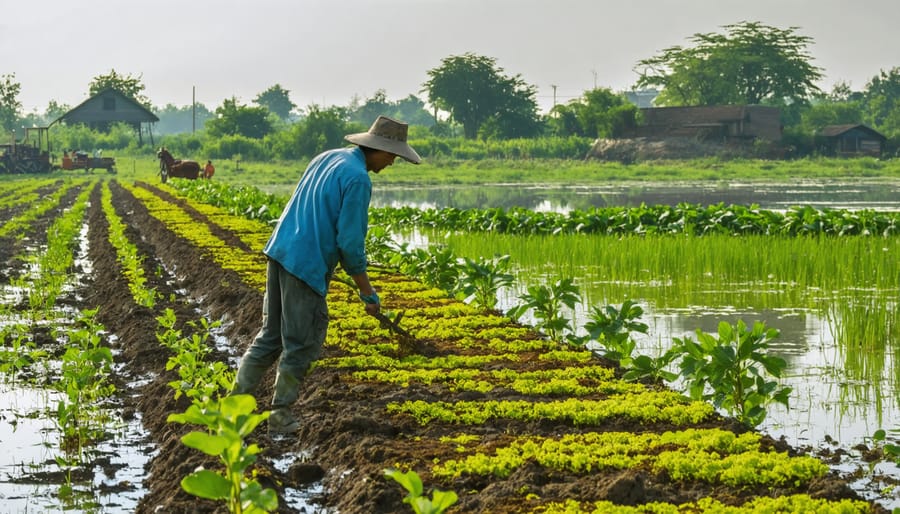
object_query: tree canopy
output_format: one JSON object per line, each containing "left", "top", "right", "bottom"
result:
{"left": 89, "top": 69, "right": 151, "bottom": 108}
{"left": 254, "top": 84, "right": 296, "bottom": 121}
{"left": 861, "top": 67, "right": 900, "bottom": 137}
{"left": 269, "top": 105, "right": 351, "bottom": 159}
{"left": 549, "top": 88, "right": 638, "bottom": 138}
{"left": 423, "top": 53, "right": 541, "bottom": 139}
{"left": 0, "top": 74, "right": 23, "bottom": 133}
{"left": 348, "top": 89, "right": 434, "bottom": 127}
{"left": 205, "top": 97, "right": 273, "bottom": 139}
{"left": 155, "top": 103, "right": 214, "bottom": 134}
{"left": 635, "top": 21, "right": 823, "bottom": 107}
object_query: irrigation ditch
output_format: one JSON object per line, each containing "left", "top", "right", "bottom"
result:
{"left": 0, "top": 176, "right": 892, "bottom": 513}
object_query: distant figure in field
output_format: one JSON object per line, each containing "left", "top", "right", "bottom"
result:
{"left": 204, "top": 160, "right": 215, "bottom": 179}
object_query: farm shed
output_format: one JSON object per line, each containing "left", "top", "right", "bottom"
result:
{"left": 632, "top": 105, "right": 783, "bottom": 142}
{"left": 817, "top": 124, "right": 886, "bottom": 157}
{"left": 52, "top": 88, "right": 158, "bottom": 145}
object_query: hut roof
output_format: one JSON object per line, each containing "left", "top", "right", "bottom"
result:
{"left": 819, "top": 124, "right": 886, "bottom": 140}
{"left": 53, "top": 88, "right": 159, "bottom": 126}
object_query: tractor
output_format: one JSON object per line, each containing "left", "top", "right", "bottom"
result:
{"left": 0, "top": 127, "right": 54, "bottom": 174}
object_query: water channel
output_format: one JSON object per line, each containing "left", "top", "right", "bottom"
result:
{"left": 371, "top": 179, "right": 900, "bottom": 510}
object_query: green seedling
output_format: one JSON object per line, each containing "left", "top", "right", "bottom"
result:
{"left": 0, "top": 325, "right": 47, "bottom": 382}
{"left": 384, "top": 468, "right": 458, "bottom": 514}
{"left": 456, "top": 254, "right": 513, "bottom": 312}
{"left": 168, "top": 395, "right": 276, "bottom": 514}
{"left": 872, "top": 428, "right": 900, "bottom": 464}
{"left": 582, "top": 300, "right": 648, "bottom": 361}
{"left": 508, "top": 277, "right": 581, "bottom": 342}
{"left": 397, "top": 244, "right": 461, "bottom": 294}
{"left": 51, "top": 310, "right": 115, "bottom": 460}
{"left": 672, "top": 319, "right": 791, "bottom": 427}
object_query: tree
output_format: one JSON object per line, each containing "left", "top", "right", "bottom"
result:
{"left": 423, "top": 53, "right": 541, "bottom": 139}
{"left": 89, "top": 69, "right": 151, "bottom": 107}
{"left": 348, "top": 89, "right": 391, "bottom": 126}
{"left": 548, "top": 88, "right": 637, "bottom": 138}
{"left": 205, "top": 97, "right": 274, "bottom": 139}
{"left": 348, "top": 90, "right": 433, "bottom": 127}
{"left": 155, "top": 103, "right": 214, "bottom": 134}
{"left": 634, "top": 21, "right": 823, "bottom": 107}
{"left": 0, "top": 73, "right": 23, "bottom": 133}
{"left": 43, "top": 100, "right": 71, "bottom": 123}
{"left": 254, "top": 84, "right": 296, "bottom": 121}
{"left": 861, "top": 67, "right": 900, "bottom": 137}
{"left": 269, "top": 105, "right": 351, "bottom": 159}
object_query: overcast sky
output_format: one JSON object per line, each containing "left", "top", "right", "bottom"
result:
{"left": 2, "top": 0, "right": 897, "bottom": 116}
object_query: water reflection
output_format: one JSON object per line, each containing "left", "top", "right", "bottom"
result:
{"left": 372, "top": 181, "right": 900, "bottom": 212}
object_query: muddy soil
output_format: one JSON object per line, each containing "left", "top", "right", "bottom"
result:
{"left": 2, "top": 178, "right": 885, "bottom": 513}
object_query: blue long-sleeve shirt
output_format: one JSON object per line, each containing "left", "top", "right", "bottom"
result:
{"left": 263, "top": 147, "right": 371, "bottom": 296}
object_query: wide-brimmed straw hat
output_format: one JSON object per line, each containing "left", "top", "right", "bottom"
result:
{"left": 345, "top": 116, "right": 421, "bottom": 164}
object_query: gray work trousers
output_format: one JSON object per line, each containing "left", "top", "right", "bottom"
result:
{"left": 233, "top": 259, "right": 329, "bottom": 409}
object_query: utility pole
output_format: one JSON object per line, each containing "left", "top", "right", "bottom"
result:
{"left": 551, "top": 84, "right": 557, "bottom": 107}
{"left": 192, "top": 86, "right": 196, "bottom": 134}
{"left": 591, "top": 70, "right": 598, "bottom": 90}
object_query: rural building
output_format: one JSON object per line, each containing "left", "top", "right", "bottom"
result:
{"left": 632, "top": 105, "right": 783, "bottom": 142}
{"left": 817, "top": 124, "right": 886, "bottom": 157}
{"left": 52, "top": 88, "right": 159, "bottom": 145}
{"left": 624, "top": 89, "right": 659, "bottom": 108}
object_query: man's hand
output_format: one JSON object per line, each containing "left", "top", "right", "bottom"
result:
{"left": 359, "top": 290, "right": 381, "bottom": 316}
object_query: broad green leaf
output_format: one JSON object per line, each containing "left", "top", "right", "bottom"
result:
{"left": 221, "top": 393, "right": 257, "bottom": 417}
{"left": 181, "top": 431, "right": 229, "bottom": 456}
{"left": 181, "top": 469, "right": 230, "bottom": 500}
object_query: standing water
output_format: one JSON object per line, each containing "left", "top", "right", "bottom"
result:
{"left": 377, "top": 179, "right": 900, "bottom": 511}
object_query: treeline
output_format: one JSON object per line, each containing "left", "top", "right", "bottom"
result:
{"left": 45, "top": 120, "right": 597, "bottom": 162}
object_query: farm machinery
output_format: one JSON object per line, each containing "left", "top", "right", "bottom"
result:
{"left": 61, "top": 150, "right": 117, "bottom": 174}
{"left": 1, "top": 126, "right": 116, "bottom": 174}
{"left": 0, "top": 128, "right": 53, "bottom": 174}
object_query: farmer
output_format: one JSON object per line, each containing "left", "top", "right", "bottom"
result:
{"left": 204, "top": 160, "right": 215, "bottom": 179}
{"left": 232, "top": 116, "right": 421, "bottom": 434}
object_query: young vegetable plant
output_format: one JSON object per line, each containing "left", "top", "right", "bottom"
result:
{"left": 581, "top": 300, "right": 648, "bottom": 361}
{"left": 384, "top": 468, "right": 458, "bottom": 514}
{"left": 456, "top": 254, "right": 514, "bottom": 312}
{"left": 167, "top": 394, "right": 277, "bottom": 514}
{"left": 0, "top": 324, "right": 47, "bottom": 383}
{"left": 672, "top": 319, "right": 791, "bottom": 427}
{"left": 508, "top": 277, "right": 581, "bottom": 342}
{"left": 872, "top": 428, "right": 900, "bottom": 465}
{"left": 401, "top": 244, "right": 461, "bottom": 294}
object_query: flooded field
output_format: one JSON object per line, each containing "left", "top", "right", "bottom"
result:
{"left": 371, "top": 180, "right": 900, "bottom": 212}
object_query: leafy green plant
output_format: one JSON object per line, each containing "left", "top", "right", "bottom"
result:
{"left": 156, "top": 309, "right": 234, "bottom": 404}
{"left": 508, "top": 277, "right": 581, "bottom": 342}
{"left": 167, "top": 395, "right": 277, "bottom": 514}
{"left": 456, "top": 254, "right": 513, "bottom": 311}
{"left": 52, "top": 309, "right": 115, "bottom": 461}
{"left": 384, "top": 468, "right": 458, "bottom": 514}
{"left": 623, "top": 351, "right": 681, "bottom": 383}
{"left": 581, "top": 300, "right": 648, "bottom": 360}
{"left": 672, "top": 319, "right": 791, "bottom": 427}
{"left": 0, "top": 324, "right": 47, "bottom": 382}
{"left": 400, "top": 244, "right": 461, "bottom": 294}
{"left": 872, "top": 428, "right": 900, "bottom": 464}
{"left": 365, "top": 225, "right": 400, "bottom": 266}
